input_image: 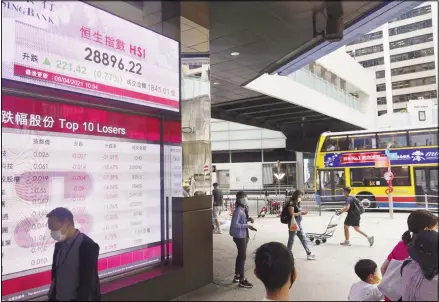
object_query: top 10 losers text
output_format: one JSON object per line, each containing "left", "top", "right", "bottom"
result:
{"left": 60, "top": 119, "right": 126, "bottom": 135}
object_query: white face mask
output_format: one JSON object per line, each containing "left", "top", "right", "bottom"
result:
{"left": 298, "top": 197, "right": 302, "bottom": 202}
{"left": 51, "top": 230, "right": 67, "bottom": 242}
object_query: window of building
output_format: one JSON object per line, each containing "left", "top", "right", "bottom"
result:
{"left": 389, "top": 19, "right": 432, "bottom": 36}
{"left": 376, "top": 70, "right": 385, "bottom": 79}
{"left": 340, "top": 79, "right": 346, "bottom": 91}
{"left": 418, "top": 111, "right": 426, "bottom": 121}
{"left": 391, "top": 62, "right": 435, "bottom": 76}
{"left": 409, "top": 129, "right": 438, "bottom": 146}
{"left": 390, "top": 48, "right": 434, "bottom": 63}
{"left": 231, "top": 150, "right": 262, "bottom": 163}
{"left": 389, "top": 33, "right": 433, "bottom": 50}
{"left": 350, "top": 166, "right": 410, "bottom": 187}
{"left": 393, "top": 91, "right": 437, "bottom": 104}
{"left": 212, "top": 151, "right": 230, "bottom": 163}
{"left": 359, "top": 57, "right": 384, "bottom": 68}
{"left": 377, "top": 97, "right": 387, "bottom": 105}
{"left": 348, "top": 134, "right": 377, "bottom": 150}
{"left": 392, "top": 76, "right": 436, "bottom": 90}
{"left": 378, "top": 110, "right": 387, "bottom": 116}
{"left": 376, "top": 83, "right": 386, "bottom": 92}
{"left": 377, "top": 131, "right": 408, "bottom": 148}
{"left": 347, "top": 31, "right": 383, "bottom": 46}
{"left": 393, "top": 108, "right": 407, "bottom": 113}
{"left": 354, "top": 44, "right": 384, "bottom": 57}
{"left": 263, "top": 148, "right": 296, "bottom": 162}
{"left": 321, "top": 135, "right": 349, "bottom": 152}
{"left": 392, "top": 5, "right": 431, "bottom": 22}
{"left": 347, "top": 51, "right": 354, "bottom": 57}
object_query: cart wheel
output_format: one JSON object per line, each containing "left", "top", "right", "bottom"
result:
{"left": 258, "top": 214, "right": 261, "bottom": 218}
{"left": 315, "top": 239, "right": 321, "bottom": 245}
{"left": 322, "top": 239, "right": 327, "bottom": 243}
{"left": 309, "top": 237, "right": 314, "bottom": 242}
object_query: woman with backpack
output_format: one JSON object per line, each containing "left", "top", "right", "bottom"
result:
{"left": 284, "top": 190, "right": 316, "bottom": 260}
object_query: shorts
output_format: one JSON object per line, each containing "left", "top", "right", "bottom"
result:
{"left": 213, "top": 206, "right": 221, "bottom": 219}
{"left": 344, "top": 214, "right": 360, "bottom": 227}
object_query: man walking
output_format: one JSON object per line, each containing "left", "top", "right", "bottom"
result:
{"left": 212, "top": 182, "right": 224, "bottom": 234}
{"left": 47, "top": 207, "right": 101, "bottom": 301}
{"left": 340, "top": 187, "right": 374, "bottom": 247}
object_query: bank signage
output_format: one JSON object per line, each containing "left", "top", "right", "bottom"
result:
{"left": 324, "top": 148, "right": 439, "bottom": 168}
{"left": 1, "top": 0, "right": 180, "bottom": 111}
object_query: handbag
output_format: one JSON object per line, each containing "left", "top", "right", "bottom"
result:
{"left": 377, "top": 259, "right": 411, "bottom": 301}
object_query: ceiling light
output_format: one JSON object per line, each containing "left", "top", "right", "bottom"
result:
{"left": 213, "top": 82, "right": 220, "bottom": 85}
{"left": 231, "top": 52, "right": 240, "bottom": 56}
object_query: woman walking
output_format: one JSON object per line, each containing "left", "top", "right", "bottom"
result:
{"left": 287, "top": 190, "right": 316, "bottom": 260}
{"left": 229, "top": 190, "right": 256, "bottom": 288}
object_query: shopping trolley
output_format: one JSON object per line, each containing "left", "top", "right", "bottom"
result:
{"left": 306, "top": 210, "right": 342, "bottom": 245}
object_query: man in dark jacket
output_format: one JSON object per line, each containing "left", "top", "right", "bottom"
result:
{"left": 47, "top": 207, "right": 101, "bottom": 301}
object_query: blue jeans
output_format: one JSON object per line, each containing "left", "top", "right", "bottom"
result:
{"left": 287, "top": 222, "right": 311, "bottom": 255}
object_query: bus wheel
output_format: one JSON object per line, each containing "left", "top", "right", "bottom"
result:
{"left": 358, "top": 194, "right": 376, "bottom": 209}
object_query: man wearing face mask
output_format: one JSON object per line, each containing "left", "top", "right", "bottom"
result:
{"left": 255, "top": 242, "right": 296, "bottom": 301}
{"left": 47, "top": 207, "right": 101, "bottom": 301}
{"left": 229, "top": 191, "right": 256, "bottom": 288}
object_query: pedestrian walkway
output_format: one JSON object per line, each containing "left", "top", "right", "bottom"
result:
{"left": 174, "top": 211, "right": 410, "bottom": 301}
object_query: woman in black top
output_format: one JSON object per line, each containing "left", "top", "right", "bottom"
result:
{"left": 287, "top": 190, "right": 316, "bottom": 260}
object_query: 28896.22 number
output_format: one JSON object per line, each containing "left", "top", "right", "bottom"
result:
{"left": 84, "top": 47, "right": 142, "bottom": 75}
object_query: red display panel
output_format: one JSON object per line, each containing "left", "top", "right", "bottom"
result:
{"left": 1, "top": 95, "right": 179, "bottom": 300}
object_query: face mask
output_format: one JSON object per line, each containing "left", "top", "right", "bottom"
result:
{"left": 240, "top": 198, "right": 247, "bottom": 206}
{"left": 51, "top": 229, "right": 67, "bottom": 242}
{"left": 370, "top": 273, "right": 381, "bottom": 284}
{"left": 298, "top": 197, "right": 302, "bottom": 202}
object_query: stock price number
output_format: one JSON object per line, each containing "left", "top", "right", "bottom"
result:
{"left": 32, "top": 198, "right": 49, "bottom": 204}
{"left": 31, "top": 246, "right": 48, "bottom": 253}
{"left": 33, "top": 163, "right": 48, "bottom": 170}
{"left": 133, "top": 238, "right": 143, "bottom": 245}
{"left": 33, "top": 151, "right": 50, "bottom": 158}
{"left": 31, "top": 222, "right": 48, "bottom": 230}
{"left": 84, "top": 47, "right": 142, "bottom": 75}
{"left": 105, "top": 233, "right": 117, "bottom": 240}
{"left": 31, "top": 257, "right": 48, "bottom": 266}
{"left": 104, "top": 244, "right": 117, "bottom": 252}
{"left": 32, "top": 210, "right": 48, "bottom": 217}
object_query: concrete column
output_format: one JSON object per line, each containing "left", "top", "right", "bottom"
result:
{"left": 296, "top": 151, "right": 304, "bottom": 191}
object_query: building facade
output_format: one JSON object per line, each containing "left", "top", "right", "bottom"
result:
{"left": 345, "top": 2, "right": 438, "bottom": 116}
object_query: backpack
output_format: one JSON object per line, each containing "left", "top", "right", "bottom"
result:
{"left": 378, "top": 259, "right": 411, "bottom": 301}
{"left": 280, "top": 205, "right": 291, "bottom": 224}
{"left": 351, "top": 197, "right": 365, "bottom": 215}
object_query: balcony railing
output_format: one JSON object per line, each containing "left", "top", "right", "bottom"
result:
{"left": 288, "top": 69, "right": 364, "bottom": 112}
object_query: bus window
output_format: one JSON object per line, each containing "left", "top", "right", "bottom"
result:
{"left": 322, "top": 136, "right": 348, "bottom": 152}
{"left": 408, "top": 129, "right": 438, "bottom": 147}
{"left": 377, "top": 131, "right": 408, "bottom": 148}
{"left": 350, "top": 167, "right": 410, "bottom": 187}
{"left": 348, "top": 134, "right": 377, "bottom": 150}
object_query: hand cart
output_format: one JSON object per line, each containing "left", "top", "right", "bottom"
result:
{"left": 306, "top": 210, "right": 341, "bottom": 245}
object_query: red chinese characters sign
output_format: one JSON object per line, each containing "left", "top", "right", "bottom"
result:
{"left": 339, "top": 152, "right": 382, "bottom": 164}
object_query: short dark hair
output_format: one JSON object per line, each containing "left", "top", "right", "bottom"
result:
{"left": 343, "top": 187, "right": 351, "bottom": 194}
{"left": 255, "top": 242, "right": 294, "bottom": 291}
{"left": 213, "top": 182, "right": 218, "bottom": 187}
{"left": 354, "top": 259, "right": 377, "bottom": 282}
{"left": 236, "top": 190, "right": 246, "bottom": 200}
{"left": 402, "top": 210, "right": 439, "bottom": 244}
{"left": 46, "top": 207, "right": 74, "bottom": 224}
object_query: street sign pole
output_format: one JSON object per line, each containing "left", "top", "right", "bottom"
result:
{"left": 385, "top": 146, "right": 394, "bottom": 219}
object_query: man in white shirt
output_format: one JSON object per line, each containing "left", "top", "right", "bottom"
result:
{"left": 349, "top": 259, "right": 384, "bottom": 301}
{"left": 255, "top": 242, "right": 296, "bottom": 301}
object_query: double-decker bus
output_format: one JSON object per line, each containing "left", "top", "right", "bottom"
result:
{"left": 314, "top": 125, "right": 438, "bottom": 209}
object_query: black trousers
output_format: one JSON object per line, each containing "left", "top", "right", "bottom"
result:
{"left": 233, "top": 237, "right": 249, "bottom": 279}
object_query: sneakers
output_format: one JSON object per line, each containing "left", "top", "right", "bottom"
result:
{"left": 368, "top": 236, "right": 374, "bottom": 247}
{"left": 238, "top": 279, "right": 253, "bottom": 289}
{"left": 340, "top": 240, "right": 351, "bottom": 246}
{"left": 214, "top": 230, "right": 223, "bottom": 234}
{"left": 307, "top": 253, "right": 316, "bottom": 260}
{"left": 233, "top": 274, "right": 240, "bottom": 283}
